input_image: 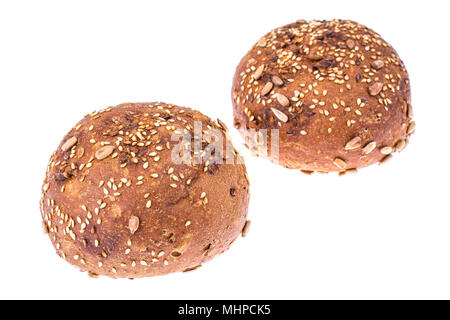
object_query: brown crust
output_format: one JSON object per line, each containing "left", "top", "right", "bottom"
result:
{"left": 40, "top": 102, "right": 250, "bottom": 278}
{"left": 232, "top": 19, "right": 414, "bottom": 173}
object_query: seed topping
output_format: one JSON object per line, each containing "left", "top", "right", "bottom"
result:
{"left": 256, "top": 38, "right": 267, "bottom": 47}
{"left": 271, "top": 75, "right": 284, "bottom": 86}
{"left": 362, "top": 141, "right": 377, "bottom": 155}
{"left": 333, "top": 157, "right": 347, "bottom": 170}
{"left": 128, "top": 215, "right": 139, "bottom": 235}
{"left": 345, "top": 136, "right": 362, "bottom": 150}
{"left": 368, "top": 82, "right": 384, "bottom": 96}
{"left": 395, "top": 140, "right": 406, "bottom": 152}
{"left": 242, "top": 220, "right": 251, "bottom": 237}
{"left": 371, "top": 60, "right": 385, "bottom": 70}
{"left": 254, "top": 64, "right": 265, "bottom": 80}
{"left": 407, "top": 121, "right": 415, "bottom": 134}
{"left": 95, "top": 146, "right": 115, "bottom": 160}
{"left": 346, "top": 39, "right": 356, "bottom": 49}
{"left": 380, "top": 146, "right": 393, "bottom": 155}
{"left": 276, "top": 93, "right": 290, "bottom": 107}
{"left": 261, "top": 82, "right": 273, "bottom": 96}
{"left": 379, "top": 154, "right": 393, "bottom": 165}
{"left": 271, "top": 107, "right": 288, "bottom": 122}
{"left": 61, "top": 136, "right": 77, "bottom": 151}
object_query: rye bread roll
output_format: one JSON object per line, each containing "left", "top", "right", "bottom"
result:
{"left": 232, "top": 19, "right": 414, "bottom": 173}
{"left": 40, "top": 102, "right": 250, "bottom": 278}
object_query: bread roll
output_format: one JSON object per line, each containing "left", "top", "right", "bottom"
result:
{"left": 40, "top": 102, "right": 250, "bottom": 278}
{"left": 232, "top": 19, "right": 414, "bottom": 173}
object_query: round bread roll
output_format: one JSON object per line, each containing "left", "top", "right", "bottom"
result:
{"left": 40, "top": 102, "right": 250, "bottom": 278}
{"left": 232, "top": 19, "right": 414, "bottom": 173}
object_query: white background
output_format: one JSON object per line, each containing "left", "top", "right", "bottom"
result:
{"left": 0, "top": 0, "right": 449, "bottom": 299}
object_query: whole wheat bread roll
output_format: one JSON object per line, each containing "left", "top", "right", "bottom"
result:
{"left": 232, "top": 19, "right": 414, "bottom": 173}
{"left": 40, "top": 102, "right": 250, "bottom": 278}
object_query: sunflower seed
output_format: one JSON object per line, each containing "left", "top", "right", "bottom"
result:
{"left": 242, "top": 220, "right": 251, "bottom": 237}
{"left": 344, "top": 136, "right": 361, "bottom": 150}
{"left": 183, "top": 265, "right": 202, "bottom": 272}
{"left": 261, "top": 81, "right": 273, "bottom": 96}
{"left": 61, "top": 136, "right": 77, "bottom": 151}
{"left": 42, "top": 221, "right": 49, "bottom": 234}
{"left": 254, "top": 64, "right": 265, "bottom": 80}
{"left": 368, "top": 82, "right": 383, "bottom": 96}
{"left": 407, "top": 104, "right": 413, "bottom": 118}
{"left": 379, "top": 154, "right": 393, "bottom": 165}
{"left": 276, "top": 93, "right": 290, "bottom": 107}
{"left": 128, "top": 215, "right": 139, "bottom": 234}
{"left": 345, "top": 168, "right": 358, "bottom": 175}
{"left": 395, "top": 140, "right": 406, "bottom": 152}
{"left": 346, "top": 39, "right": 355, "bottom": 49}
{"left": 333, "top": 157, "right": 347, "bottom": 170}
{"left": 271, "top": 107, "right": 288, "bottom": 122}
{"left": 380, "top": 146, "right": 393, "bottom": 155}
{"left": 362, "top": 141, "right": 377, "bottom": 155}
{"left": 371, "top": 60, "right": 385, "bottom": 70}
{"left": 95, "top": 145, "right": 115, "bottom": 160}
{"left": 271, "top": 75, "right": 284, "bottom": 86}
{"left": 407, "top": 121, "right": 416, "bottom": 134}
{"left": 256, "top": 38, "right": 267, "bottom": 47}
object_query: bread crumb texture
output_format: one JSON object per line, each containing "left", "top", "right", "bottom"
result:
{"left": 232, "top": 19, "right": 414, "bottom": 173}
{"left": 40, "top": 102, "right": 250, "bottom": 278}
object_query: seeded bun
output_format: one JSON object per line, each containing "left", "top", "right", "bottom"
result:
{"left": 40, "top": 102, "right": 250, "bottom": 278}
{"left": 232, "top": 19, "right": 414, "bottom": 173}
